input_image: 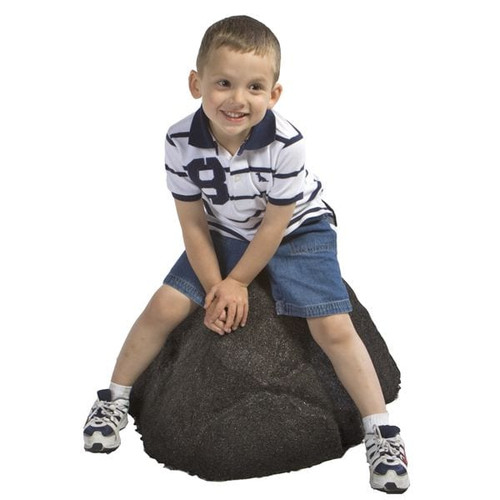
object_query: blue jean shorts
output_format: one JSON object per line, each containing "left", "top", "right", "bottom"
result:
{"left": 164, "top": 217, "right": 352, "bottom": 318}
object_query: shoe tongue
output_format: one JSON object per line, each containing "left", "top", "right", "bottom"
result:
{"left": 97, "top": 389, "right": 113, "bottom": 402}
{"left": 379, "top": 425, "right": 400, "bottom": 439}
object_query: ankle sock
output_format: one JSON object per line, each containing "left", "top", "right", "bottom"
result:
{"left": 109, "top": 382, "right": 132, "bottom": 401}
{"left": 362, "top": 412, "right": 390, "bottom": 435}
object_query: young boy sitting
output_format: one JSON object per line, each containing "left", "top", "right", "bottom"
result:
{"left": 83, "top": 15, "right": 410, "bottom": 494}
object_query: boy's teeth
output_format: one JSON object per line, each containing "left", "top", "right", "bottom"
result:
{"left": 225, "top": 111, "right": 245, "bottom": 118}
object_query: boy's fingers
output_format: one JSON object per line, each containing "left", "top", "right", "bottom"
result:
{"left": 209, "top": 300, "right": 227, "bottom": 325}
{"left": 204, "top": 312, "right": 226, "bottom": 336}
{"left": 232, "top": 304, "right": 245, "bottom": 331}
{"left": 213, "top": 319, "right": 226, "bottom": 335}
{"left": 241, "top": 303, "right": 248, "bottom": 328}
{"left": 224, "top": 303, "right": 237, "bottom": 332}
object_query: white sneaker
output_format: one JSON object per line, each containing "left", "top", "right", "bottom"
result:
{"left": 83, "top": 389, "right": 129, "bottom": 453}
{"left": 365, "top": 425, "right": 410, "bottom": 494}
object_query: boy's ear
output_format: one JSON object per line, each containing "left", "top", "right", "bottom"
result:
{"left": 189, "top": 70, "right": 202, "bottom": 99}
{"left": 268, "top": 83, "right": 283, "bottom": 109}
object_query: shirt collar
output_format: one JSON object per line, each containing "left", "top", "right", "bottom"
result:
{"left": 188, "top": 107, "right": 217, "bottom": 149}
{"left": 188, "top": 107, "right": 276, "bottom": 153}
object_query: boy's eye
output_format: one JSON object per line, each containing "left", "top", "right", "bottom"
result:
{"left": 217, "top": 80, "right": 230, "bottom": 87}
{"left": 250, "top": 83, "right": 263, "bottom": 91}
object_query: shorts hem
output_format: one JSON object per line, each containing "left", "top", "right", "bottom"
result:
{"left": 275, "top": 299, "right": 353, "bottom": 318}
{"left": 163, "top": 275, "right": 204, "bottom": 307}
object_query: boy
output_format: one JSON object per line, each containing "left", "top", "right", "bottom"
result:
{"left": 83, "top": 15, "right": 410, "bottom": 494}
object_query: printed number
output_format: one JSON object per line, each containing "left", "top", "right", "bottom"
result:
{"left": 186, "top": 157, "right": 229, "bottom": 205}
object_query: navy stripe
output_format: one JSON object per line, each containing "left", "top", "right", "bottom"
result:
{"left": 172, "top": 192, "right": 202, "bottom": 202}
{"left": 307, "top": 180, "right": 322, "bottom": 201}
{"left": 288, "top": 206, "right": 330, "bottom": 227}
{"left": 202, "top": 199, "right": 215, "bottom": 217}
{"left": 170, "top": 132, "right": 190, "bottom": 139}
{"left": 166, "top": 135, "right": 176, "bottom": 147}
{"left": 208, "top": 221, "right": 248, "bottom": 241}
{"left": 249, "top": 219, "right": 263, "bottom": 230}
{"left": 230, "top": 166, "right": 273, "bottom": 176}
{"left": 274, "top": 165, "right": 305, "bottom": 179}
{"left": 289, "top": 121, "right": 303, "bottom": 137}
{"left": 268, "top": 193, "right": 304, "bottom": 205}
{"left": 165, "top": 164, "right": 188, "bottom": 177}
{"left": 227, "top": 209, "right": 265, "bottom": 224}
{"left": 321, "top": 200, "right": 337, "bottom": 225}
{"left": 275, "top": 132, "right": 303, "bottom": 148}
{"left": 229, "top": 193, "right": 266, "bottom": 201}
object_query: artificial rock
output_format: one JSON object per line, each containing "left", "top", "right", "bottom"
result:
{"left": 129, "top": 273, "right": 400, "bottom": 481}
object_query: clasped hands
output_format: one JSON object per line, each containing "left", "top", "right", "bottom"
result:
{"left": 204, "top": 277, "right": 249, "bottom": 335}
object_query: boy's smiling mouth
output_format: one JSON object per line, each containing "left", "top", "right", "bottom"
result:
{"left": 221, "top": 110, "right": 249, "bottom": 120}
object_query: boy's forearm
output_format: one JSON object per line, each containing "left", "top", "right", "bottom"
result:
{"left": 175, "top": 199, "right": 222, "bottom": 293}
{"left": 183, "top": 225, "right": 222, "bottom": 293}
{"left": 228, "top": 203, "right": 296, "bottom": 286}
{"left": 228, "top": 226, "right": 282, "bottom": 286}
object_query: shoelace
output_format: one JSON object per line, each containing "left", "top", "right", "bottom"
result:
{"left": 375, "top": 437, "right": 401, "bottom": 459}
{"left": 91, "top": 400, "right": 128, "bottom": 426}
{"left": 367, "top": 429, "right": 404, "bottom": 465}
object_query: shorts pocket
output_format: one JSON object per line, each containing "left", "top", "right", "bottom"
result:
{"left": 289, "top": 231, "right": 336, "bottom": 256}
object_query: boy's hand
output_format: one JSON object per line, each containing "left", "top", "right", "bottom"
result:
{"left": 204, "top": 304, "right": 229, "bottom": 336}
{"left": 204, "top": 277, "right": 248, "bottom": 333}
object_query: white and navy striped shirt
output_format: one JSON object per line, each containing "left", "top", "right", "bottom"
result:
{"left": 165, "top": 107, "right": 334, "bottom": 241}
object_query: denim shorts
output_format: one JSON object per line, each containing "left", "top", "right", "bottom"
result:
{"left": 163, "top": 217, "right": 352, "bottom": 318}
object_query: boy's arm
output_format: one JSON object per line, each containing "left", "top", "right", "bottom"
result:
{"left": 204, "top": 202, "right": 296, "bottom": 331}
{"left": 175, "top": 199, "right": 234, "bottom": 336}
{"left": 174, "top": 199, "right": 222, "bottom": 296}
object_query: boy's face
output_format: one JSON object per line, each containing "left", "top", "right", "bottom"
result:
{"left": 189, "top": 46, "right": 282, "bottom": 155}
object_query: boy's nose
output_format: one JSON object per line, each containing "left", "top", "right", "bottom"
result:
{"left": 229, "top": 88, "right": 245, "bottom": 106}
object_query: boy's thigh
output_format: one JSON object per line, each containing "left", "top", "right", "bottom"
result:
{"left": 163, "top": 251, "right": 206, "bottom": 307}
{"left": 163, "top": 231, "right": 249, "bottom": 307}
{"left": 267, "top": 218, "right": 352, "bottom": 317}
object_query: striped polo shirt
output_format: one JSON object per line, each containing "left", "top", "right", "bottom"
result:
{"left": 165, "top": 107, "right": 334, "bottom": 241}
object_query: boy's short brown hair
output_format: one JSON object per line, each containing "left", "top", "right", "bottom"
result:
{"left": 196, "top": 15, "right": 281, "bottom": 83}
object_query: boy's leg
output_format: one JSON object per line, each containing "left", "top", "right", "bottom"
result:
{"left": 111, "top": 284, "right": 198, "bottom": 386}
{"left": 84, "top": 284, "right": 198, "bottom": 453}
{"left": 307, "top": 314, "right": 409, "bottom": 493}
{"left": 307, "top": 313, "right": 386, "bottom": 417}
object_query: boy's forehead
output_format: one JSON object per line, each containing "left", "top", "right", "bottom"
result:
{"left": 202, "top": 46, "right": 277, "bottom": 77}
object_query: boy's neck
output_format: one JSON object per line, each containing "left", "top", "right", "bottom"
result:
{"left": 209, "top": 124, "right": 250, "bottom": 156}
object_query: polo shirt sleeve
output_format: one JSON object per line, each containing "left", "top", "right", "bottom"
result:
{"left": 268, "top": 138, "right": 306, "bottom": 206}
{"left": 165, "top": 134, "right": 202, "bottom": 202}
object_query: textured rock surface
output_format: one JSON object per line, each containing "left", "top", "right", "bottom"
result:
{"left": 129, "top": 273, "right": 401, "bottom": 481}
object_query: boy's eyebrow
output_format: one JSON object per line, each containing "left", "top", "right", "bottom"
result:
{"left": 209, "top": 71, "right": 272, "bottom": 83}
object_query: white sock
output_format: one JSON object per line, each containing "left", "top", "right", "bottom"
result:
{"left": 109, "top": 382, "right": 132, "bottom": 401}
{"left": 362, "top": 412, "right": 390, "bottom": 435}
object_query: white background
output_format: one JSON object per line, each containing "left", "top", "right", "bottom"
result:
{"left": 1, "top": 0, "right": 498, "bottom": 498}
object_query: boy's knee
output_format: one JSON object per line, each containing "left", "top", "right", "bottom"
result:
{"left": 145, "top": 285, "right": 196, "bottom": 324}
{"left": 307, "top": 314, "right": 356, "bottom": 347}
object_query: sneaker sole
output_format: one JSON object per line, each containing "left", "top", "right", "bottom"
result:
{"left": 375, "top": 482, "right": 409, "bottom": 494}
{"left": 371, "top": 471, "right": 410, "bottom": 494}
{"left": 84, "top": 442, "right": 119, "bottom": 454}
